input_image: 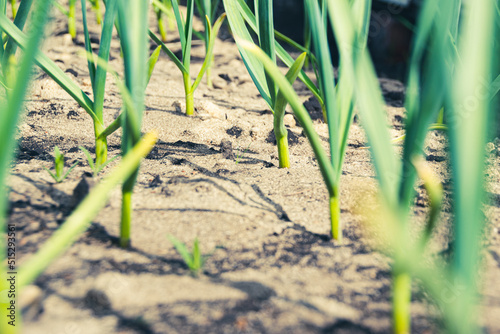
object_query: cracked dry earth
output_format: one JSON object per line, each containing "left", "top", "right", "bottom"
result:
{"left": 7, "top": 4, "right": 500, "bottom": 334}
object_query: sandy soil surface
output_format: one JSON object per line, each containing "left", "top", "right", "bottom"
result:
{"left": 7, "top": 4, "right": 500, "bottom": 334}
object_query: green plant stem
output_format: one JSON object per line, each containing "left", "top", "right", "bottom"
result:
{"left": 393, "top": 271, "right": 411, "bottom": 334}
{"left": 330, "top": 194, "right": 340, "bottom": 242}
{"left": 120, "top": 189, "right": 132, "bottom": 248}
{"left": 94, "top": 123, "right": 108, "bottom": 167}
{"left": 92, "top": 0, "right": 102, "bottom": 24}
{"left": 69, "top": 0, "right": 76, "bottom": 39}
{"left": 276, "top": 133, "right": 289, "bottom": 168}
{"left": 10, "top": 0, "right": 16, "bottom": 18}
{"left": 156, "top": 8, "right": 167, "bottom": 41}
{"left": 273, "top": 108, "right": 289, "bottom": 168}
{"left": 184, "top": 73, "right": 194, "bottom": 115}
{"left": 206, "top": 53, "right": 213, "bottom": 88}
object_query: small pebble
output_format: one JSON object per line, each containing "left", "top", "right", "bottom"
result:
{"left": 19, "top": 285, "right": 43, "bottom": 321}
{"left": 25, "top": 222, "right": 40, "bottom": 233}
{"left": 84, "top": 289, "right": 112, "bottom": 315}
{"left": 81, "top": 78, "right": 92, "bottom": 88}
{"left": 250, "top": 127, "right": 262, "bottom": 139}
{"left": 284, "top": 114, "right": 296, "bottom": 127}
{"left": 40, "top": 79, "right": 61, "bottom": 100}
{"left": 46, "top": 222, "right": 58, "bottom": 229}
{"left": 172, "top": 101, "right": 183, "bottom": 114}
{"left": 62, "top": 34, "right": 73, "bottom": 46}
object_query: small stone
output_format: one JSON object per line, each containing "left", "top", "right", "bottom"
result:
{"left": 81, "top": 78, "right": 92, "bottom": 88}
{"left": 40, "top": 79, "right": 61, "bottom": 100}
{"left": 197, "top": 100, "right": 224, "bottom": 119}
{"left": 25, "top": 222, "right": 40, "bottom": 233}
{"left": 19, "top": 285, "right": 43, "bottom": 321}
{"left": 226, "top": 126, "right": 243, "bottom": 138}
{"left": 172, "top": 100, "right": 183, "bottom": 114}
{"left": 284, "top": 114, "right": 296, "bottom": 127}
{"left": 62, "top": 34, "right": 73, "bottom": 46}
{"left": 149, "top": 175, "right": 162, "bottom": 188}
{"left": 250, "top": 127, "right": 262, "bottom": 139}
{"left": 220, "top": 139, "right": 235, "bottom": 159}
{"left": 46, "top": 222, "right": 58, "bottom": 229}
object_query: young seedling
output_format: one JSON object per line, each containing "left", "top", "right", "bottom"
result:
{"left": 168, "top": 235, "right": 208, "bottom": 277}
{"left": 44, "top": 146, "right": 79, "bottom": 183}
{"left": 235, "top": 142, "right": 252, "bottom": 164}
{"left": 79, "top": 146, "right": 118, "bottom": 177}
{"left": 0, "top": 0, "right": 161, "bottom": 173}
{"left": 115, "top": 0, "right": 149, "bottom": 248}
{"left": 149, "top": 0, "right": 226, "bottom": 116}
{"left": 14, "top": 132, "right": 158, "bottom": 297}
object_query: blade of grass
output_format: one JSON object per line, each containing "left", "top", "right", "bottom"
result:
{"left": 273, "top": 52, "right": 307, "bottom": 169}
{"left": 148, "top": 29, "right": 188, "bottom": 74}
{"left": 228, "top": 0, "right": 323, "bottom": 116}
{"left": 68, "top": 0, "right": 77, "bottom": 38}
{"left": 447, "top": 0, "right": 495, "bottom": 332}
{"left": 191, "top": 13, "right": 226, "bottom": 92}
{"left": 91, "top": 0, "right": 117, "bottom": 166}
{"left": 81, "top": 0, "right": 97, "bottom": 90}
{"left": 167, "top": 235, "right": 193, "bottom": 267}
{"left": 304, "top": 0, "right": 338, "bottom": 167}
{"left": 2, "top": 0, "right": 33, "bottom": 68}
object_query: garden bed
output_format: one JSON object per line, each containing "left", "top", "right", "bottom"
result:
{"left": 10, "top": 5, "right": 500, "bottom": 334}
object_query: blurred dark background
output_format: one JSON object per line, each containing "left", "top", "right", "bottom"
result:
{"left": 270, "top": 0, "right": 420, "bottom": 80}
